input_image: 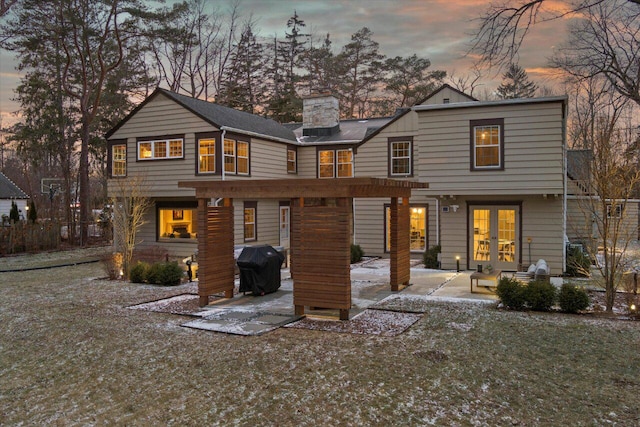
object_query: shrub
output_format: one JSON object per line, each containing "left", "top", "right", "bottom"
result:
{"left": 525, "top": 280, "right": 557, "bottom": 311}
{"left": 147, "top": 261, "right": 184, "bottom": 286}
{"left": 558, "top": 284, "right": 590, "bottom": 313}
{"left": 129, "top": 261, "right": 150, "bottom": 283}
{"left": 350, "top": 244, "right": 364, "bottom": 264}
{"left": 566, "top": 246, "right": 591, "bottom": 277}
{"left": 496, "top": 276, "right": 527, "bottom": 310}
{"left": 423, "top": 245, "right": 441, "bottom": 269}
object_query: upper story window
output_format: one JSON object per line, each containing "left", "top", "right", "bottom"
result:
{"left": 112, "top": 144, "right": 127, "bottom": 177}
{"left": 470, "top": 118, "right": 504, "bottom": 170}
{"left": 389, "top": 137, "right": 413, "bottom": 176}
{"left": 138, "top": 137, "right": 184, "bottom": 160}
{"left": 318, "top": 148, "right": 353, "bottom": 178}
{"left": 198, "top": 138, "right": 216, "bottom": 174}
{"left": 287, "top": 147, "right": 297, "bottom": 174}
{"left": 224, "top": 137, "right": 249, "bottom": 175}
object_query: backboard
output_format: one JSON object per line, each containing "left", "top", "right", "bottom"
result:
{"left": 41, "top": 178, "right": 65, "bottom": 195}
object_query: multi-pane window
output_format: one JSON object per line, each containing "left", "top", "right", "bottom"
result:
{"left": 224, "top": 138, "right": 249, "bottom": 175}
{"left": 198, "top": 138, "right": 216, "bottom": 173}
{"left": 319, "top": 150, "right": 335, "bottom": 178}
{"left": 607, "top": 203, "right": 623, "bottom": 218}
{"left": 337, "top": 149, "right": 353, "bottom": 177}
{"left": 138, "top": 138, "right": 183, "bottom": 160}
{"left": 287, "top": 148, "right": 297, "bottom": 173}
{"left": 112, "top": 144, "right": 126, "bottom": 177}
{"left": 244, "top": 202, "right": 257, "bottom": 241}
{"left": 471, "top": 119, "right": 503, "bottom": 170}
{"left": 390, "top": 140, "right": 411, "bottom": 176}
{"left": 318, "top": 149, "right": 353, "bottom": 178}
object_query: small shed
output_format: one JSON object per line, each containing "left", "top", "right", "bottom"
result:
{"left": 0, "top": 172, "right": 29, "bottom": 219}
{"left": 178, "top": 177, "right": 428, "bottom": 320}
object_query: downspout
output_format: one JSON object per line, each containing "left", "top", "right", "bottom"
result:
{"left": 351, "top": 148, "right": 356, "bottom": 245}
{"left": 435, "top": 197, "right": 440, "bottom": 246}
{"left": 221, "top": 129, "right": 226, "bottom": 181}
{"left": 562, "top": 101, "right": 568, "bottom": 273}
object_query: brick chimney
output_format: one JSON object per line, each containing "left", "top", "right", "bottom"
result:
{"left": 302, "top": 92, "right": 340, "bottom": 136}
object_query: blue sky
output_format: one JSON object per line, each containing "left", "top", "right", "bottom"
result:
{"left": 0, "top": 0, "right": 566, "bottom": 127}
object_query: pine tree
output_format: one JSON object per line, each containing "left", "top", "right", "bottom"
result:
{"left": 496, "top": 63, "right": 538, "bottom": 99}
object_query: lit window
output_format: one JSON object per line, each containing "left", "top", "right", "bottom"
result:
{"left": 471, "top": 119, "right": 503, "bottom": 170}
{"left": 244, "top": 202, "right": 257, "bottom": 241}
{"left": 337, "top": 149, "right": 353, "bottom": 177}
{"left": 198, "top": 139, "right": 216, "bottom": 173}
{"left": 224, "top": 138, "right": 250, "bottom": 175}
{"left": 112, "top": 144, "right": 126, "bottom": 177}
{"left": 287, "top": 148, "right": 297, "bottom": 173}
{"left": 390, "top": 140, "right": 411, "bottom": 176}
{"left": 319, "top": 150, "right": 335, "bottom": 178}
{"left": 318, "top": 149, "right": 353, "bottom": 178}
{"left": 385, "top": 205, "right": 427, "bottom": 252}
{"left": 137, "top": 138, "right": 183, "bottom": 160}
{"left": 158, "top": 207, "right": 196, "bottom": 240}
{"left": 237, "top": 141, "right": 249, "bottom": 175}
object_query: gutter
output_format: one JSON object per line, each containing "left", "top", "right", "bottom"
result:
{"left": 220, "top": 126, "right": 297, "bottom": 145}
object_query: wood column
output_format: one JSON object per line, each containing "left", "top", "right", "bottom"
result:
{"left": 291, "top": 197, "right": 352, "bottom": 319}
{"left": 390, "top": 196, "right": 410, "bottom": 291}
{"left": 197, "top": 197, "right": 235, "bottom": 306}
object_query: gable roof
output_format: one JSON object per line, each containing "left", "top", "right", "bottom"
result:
{"left": 0, "top": 172, "right": 28, "bottom": 199}
{"left": 417, "top": 83, "right": 478, "bottom": 104}
{"left": 106, "top": 88, "right": 297, "bottom": 143}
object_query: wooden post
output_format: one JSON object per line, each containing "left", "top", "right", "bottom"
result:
{"left": 390, "top": 196, "right": 410, "bottom": 291}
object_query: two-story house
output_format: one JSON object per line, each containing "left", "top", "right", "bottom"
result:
{"left": 106, "top": 84, "right": 568, "bottom": 273}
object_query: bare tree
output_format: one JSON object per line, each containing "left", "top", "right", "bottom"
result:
{"left": 472, "top": 0, "right": 640, "bottom": 107}
{"left": 0, "top": 0, "right": 17, "bottom": 16}
{"left": 446, "top": 65, "right": 484, "bottom": 98}
{"left": 552, "top": 1, "right": 640, "bottom": 107}
{"left": 110, "top": 175, "right": 152, "bottom": 280}
{"left": 568, "top": 76, "right": 640, "bottom": 312}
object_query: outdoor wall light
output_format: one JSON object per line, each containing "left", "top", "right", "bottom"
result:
{"left": 456, "top": 255, "right": 460, "bottom": 272}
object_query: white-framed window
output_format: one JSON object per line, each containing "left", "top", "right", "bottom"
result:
{"left": 318, "top": 149, "right": 353, "bottom": 178}
{"left": 244, "top": 201, "right": 257, "bottom": 241}
{"left": 390, "top": 139, "right": 412, "bottom": 176}
{"left": 607, "top": 203, "right": 623, "bottom": 218}
{"left": 138, "top": 138, "right": 184, "bottom": 160}
{"left": 112, "top": 144, "right": 126, "bottom": 177}
{"left": 224, "top": 138, "right": 249, "bottom": 175}
{"left": 471, "top": 119, "right": 503, "bottom": 170}
{"left": 198, "top": 138, "right": 216, "bottom": 173}
{"left": 287, "top": 148, "right": 297, "bottom": 173}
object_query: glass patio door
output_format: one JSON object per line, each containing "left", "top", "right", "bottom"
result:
{"left": 471, "top": 206, "right": 518, "bottom": 271}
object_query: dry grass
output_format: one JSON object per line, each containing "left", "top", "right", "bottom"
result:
{"left": 1, "top": 249, "right": 639, "bottom": 425}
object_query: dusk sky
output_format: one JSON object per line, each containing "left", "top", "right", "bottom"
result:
{"left": 0, "top": 0, "right": 568, "bottom": 127}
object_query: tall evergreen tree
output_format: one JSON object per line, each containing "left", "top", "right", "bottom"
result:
{"left": 385, "top": 54, "right": 446, "bottom": 108}
{"left": 496, "top": 63, "right": 538, "bottom": 99}
{"left": 218, "top": 21, "right": 266, "bottom": 114}
{"left": 335, "top": 27, "right": 385, "bottom": 118}
{"left": 302, "top": 33, "right": 337, "bottom": 94}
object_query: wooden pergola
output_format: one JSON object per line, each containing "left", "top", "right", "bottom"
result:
{"left": 178, "top": 177, "right": 428, "bottom": 320}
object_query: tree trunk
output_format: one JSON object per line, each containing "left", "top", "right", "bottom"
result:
{"left": 79, "top": 117, "right": 90, "bottom": 246}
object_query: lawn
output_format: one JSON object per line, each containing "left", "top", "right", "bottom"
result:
{"left": 0, "top": 248, "right": 638, "bottom": 425}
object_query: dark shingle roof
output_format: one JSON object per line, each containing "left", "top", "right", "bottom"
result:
{"left": 159, "top": 89, "right": 297, "bottom": 143}
{"left": 0, "top": 172, "right": 28, "bottom": 199}
{"left": 289, "top": 117, "right": 393, "bottom": 145}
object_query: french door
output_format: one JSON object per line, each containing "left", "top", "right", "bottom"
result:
{"left": 470, "top": 205, "right": 519, "bottom": 271}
